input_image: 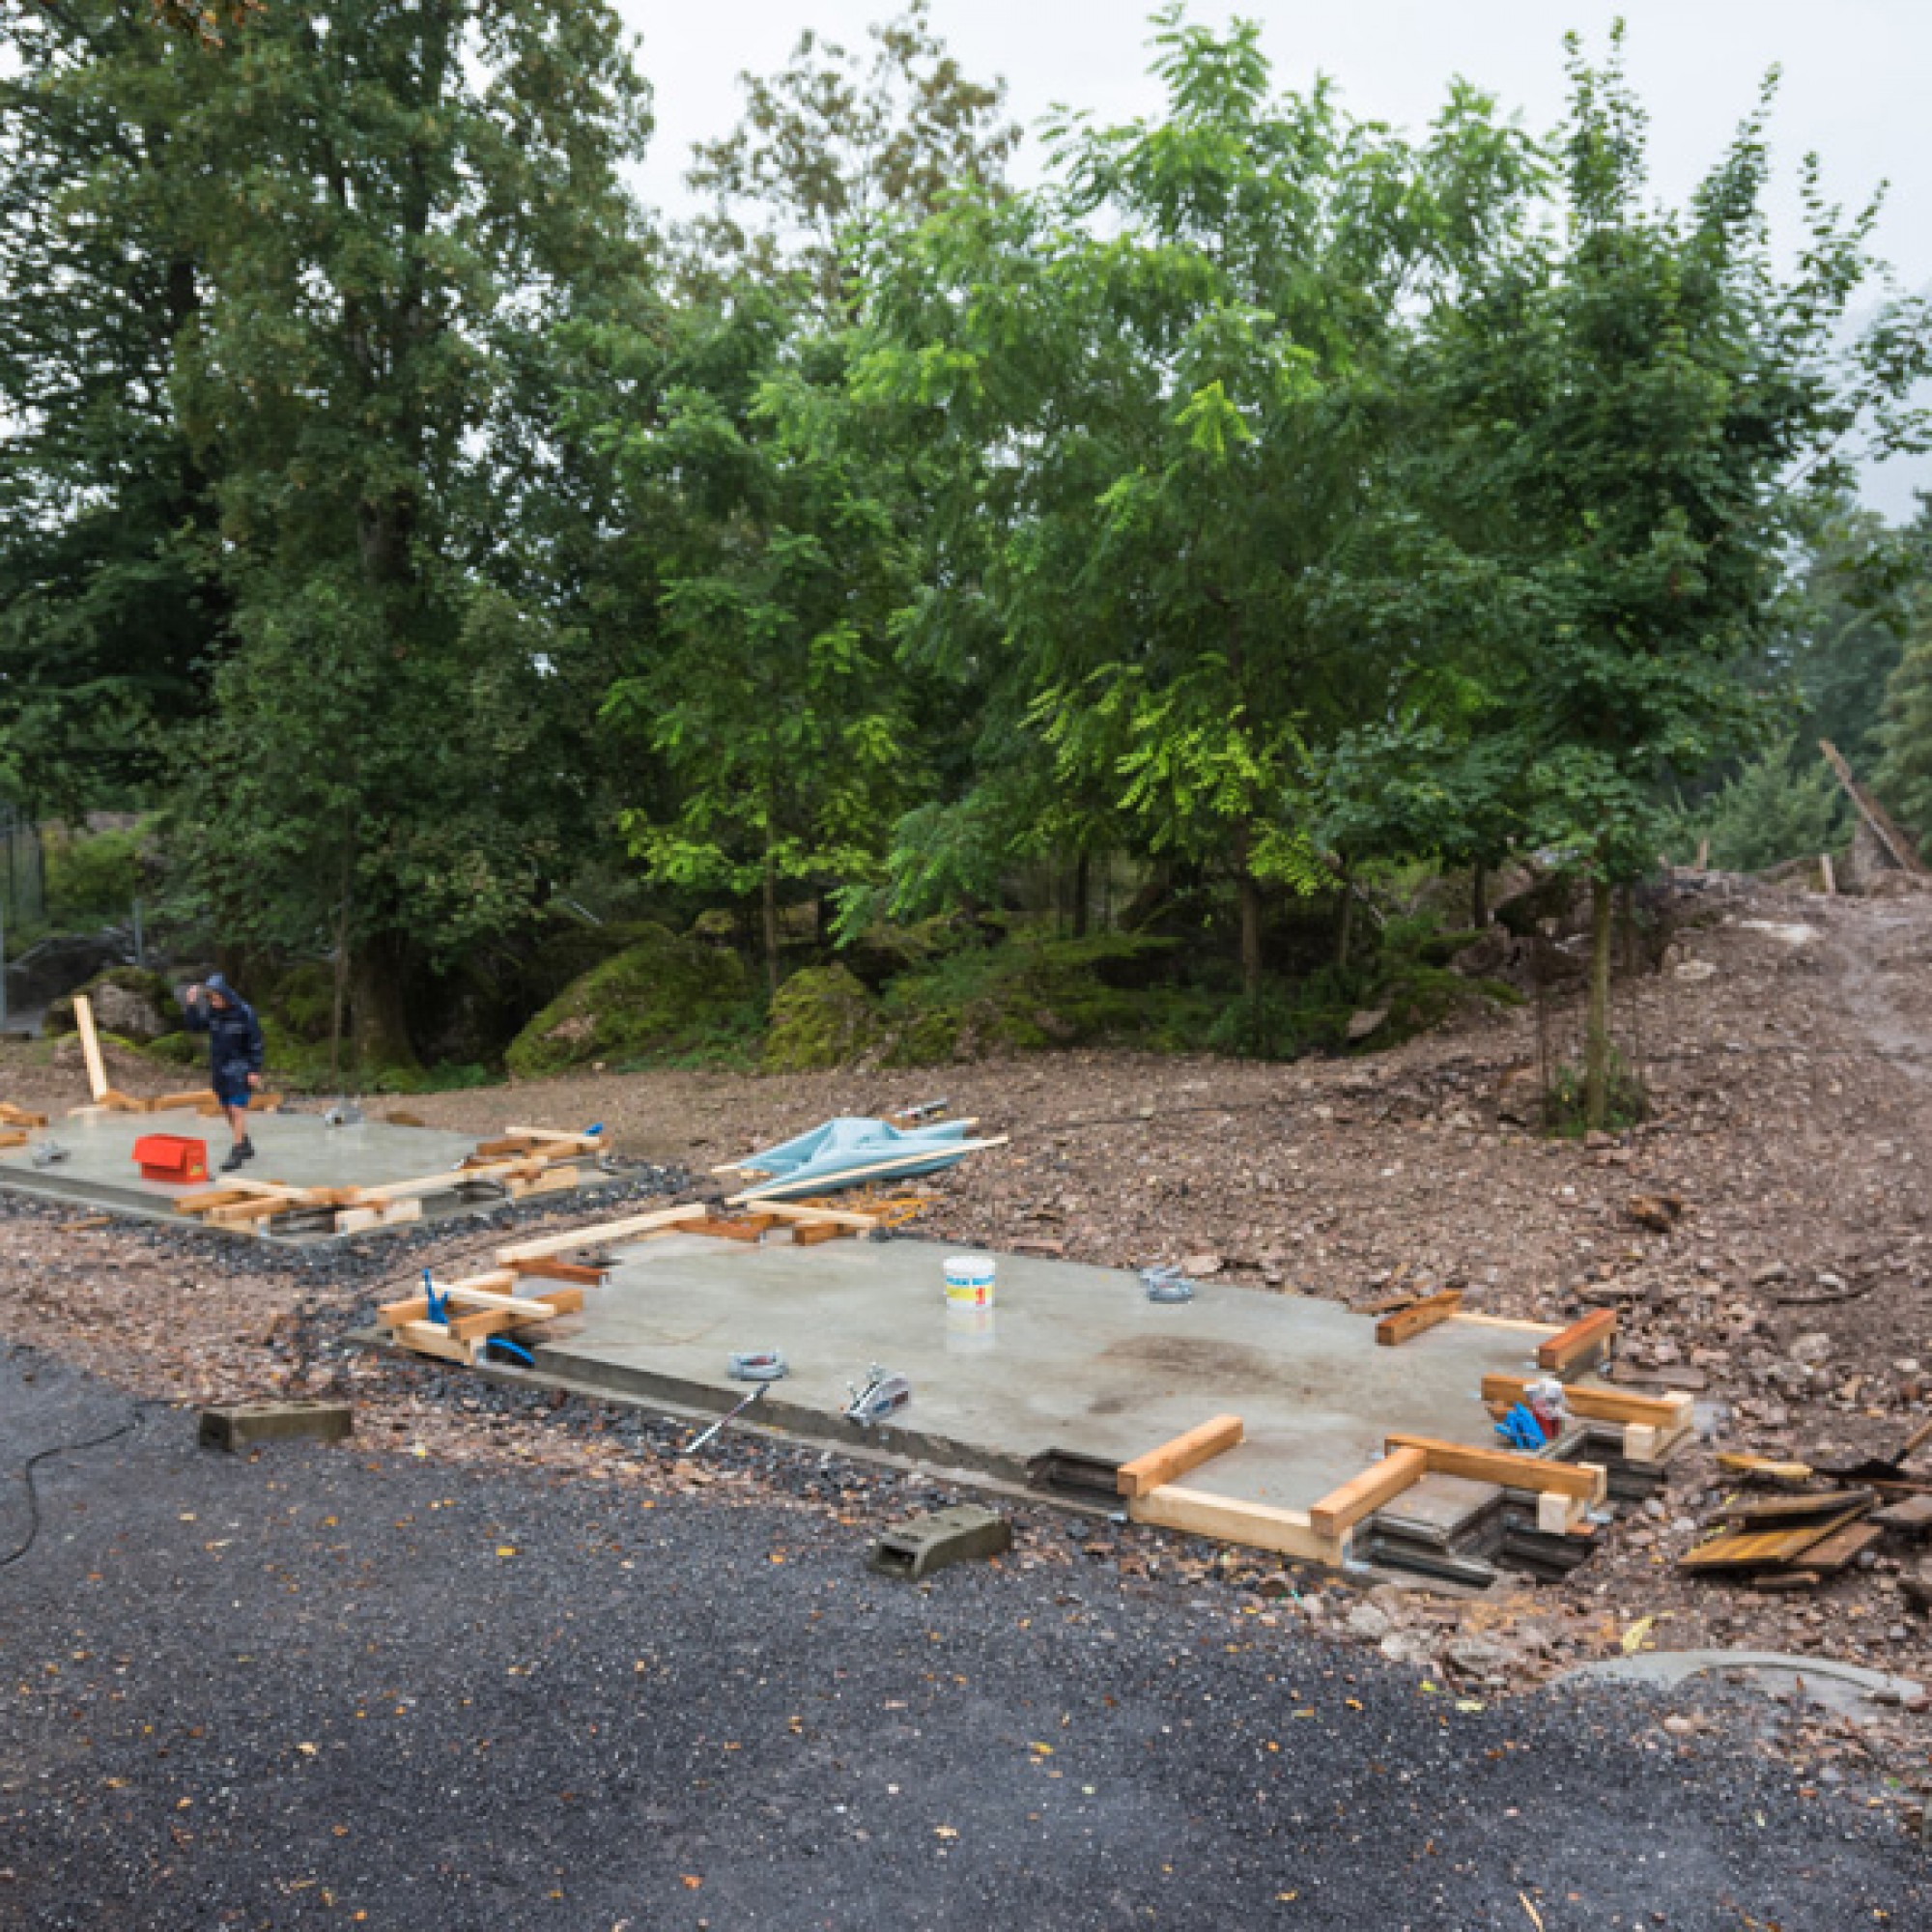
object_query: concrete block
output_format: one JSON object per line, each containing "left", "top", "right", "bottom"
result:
{"left": 867, "top": 1503, "right": 1011, "bottom": 1582}
{"left": 198, "top": 1401, "right": 355, "bottom": 1452}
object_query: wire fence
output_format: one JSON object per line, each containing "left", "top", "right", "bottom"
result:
{"left": 0, "top": 805, "right": 44, "bottom": 932}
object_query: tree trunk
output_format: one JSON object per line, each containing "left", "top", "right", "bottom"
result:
{"left": 761, "top": 850, "right": 781, "bottom": 997}
{"left": 328, "top": 868, "right": 353, "bottom": 1090}
{"left": 1336, "top": 884, "right": 1355, "bottom": 973}
{"left": 1584, "top": 875, "right": 1613, "bottom": 1131}
{"left": 1471, "top": 863, "right": 1488, "bottom": 928}
{"left": 1072, "top": 849, "right": 1091, "bottom": 940}
{"left": 351, "top": 938, "right": 418, "bottom": 1074}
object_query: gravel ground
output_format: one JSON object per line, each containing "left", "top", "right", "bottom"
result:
{"left": 3, "top": 1344, "right": 1928, "bottom": 1931}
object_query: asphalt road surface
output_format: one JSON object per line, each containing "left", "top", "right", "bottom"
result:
{"left": 1, "top": 1345, "right": 1924, "bottom": 1930}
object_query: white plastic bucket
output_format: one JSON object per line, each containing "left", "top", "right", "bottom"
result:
{"left": 943, "top": 1253, "right": 997, "bottom": 1308}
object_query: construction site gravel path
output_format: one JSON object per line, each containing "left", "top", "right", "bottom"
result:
{"left": 3, "top": 1345, "right": 1925, "bottom": 1931}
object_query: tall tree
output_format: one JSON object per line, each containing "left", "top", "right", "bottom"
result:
{"left": 0, "top": 2, "right": 222, "bottom": 812}
{"left": 680, "top": 0, "right": 1016, "bottom": 313}
{"left": 1877, "top": 618, "right": 1932, "bottom": 858}
{"left": 858, "top": 10, "right": 1538, "bottom": 995}
{"left": 1429, "top": 33, "right": 1930, "bottom": 1123}
{"left": 165, "top": 0, "right": 651, "bottom": 1066}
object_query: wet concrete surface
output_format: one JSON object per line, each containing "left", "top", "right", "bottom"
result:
{"left": 0, "top": 1344, "right": 1923, "bottom": 1930}
{"left": 539, "top": 1235, "right": 1552, "bottom": 1507}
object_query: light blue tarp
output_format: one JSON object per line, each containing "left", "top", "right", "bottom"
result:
{"left": 736, "top": 1115, "right": 976, "bottom": 1198}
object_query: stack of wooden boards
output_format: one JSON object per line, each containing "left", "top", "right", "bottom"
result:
{"left": 0, "top": 1101, "right": 47, "bottom": 1151}
{"left": 1679, "top": 1489, "right": 1883, "bottom": 1588}
{"left": 375, "top": 1194, "right": 885, "bottom": 1365}
{"left": 1682, "top": 1450, "right": 1932, "bottom": 1591}
{"left": 175, "top": 1126, "right": 601, "bottom": 1237}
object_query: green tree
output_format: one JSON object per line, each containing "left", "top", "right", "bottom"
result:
{"left": 1664, "top": 738, "right": 1847, "bottom": 872}
{"left": 586, "top": 302, "right": 918, "bottom": 993}
{"left": 1877, "top": 623, "right": 1932, "bottom": 859}
{"left": 1432, "top": 33, "right": 1931, "bottom": 1123}
{"left": 858, "top": 10, "right": 1539, "bottom": 996}
{"left": 682, "top": 0, "right": 1017, "bottom": 312}
{"left": 0, "top": 3, "right": 222, "bottom": 811}
{"left": 164, "top": 0, "right": 651, "bottom": 1066}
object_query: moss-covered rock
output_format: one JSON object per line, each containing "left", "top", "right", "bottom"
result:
{"left": 875, "top": 933, "right": 1182, "bottom": 1067}
{"left": 761, "top": 964, "right": 881, "bottom": 1073}
{"left": 44, "top": 966, "right": 178, "bottom": 1043}
{"left": 505, "top": 923, "right": 755, "bottom": 1079}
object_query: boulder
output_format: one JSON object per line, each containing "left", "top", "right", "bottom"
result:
{"left": 44, "top": 966, "right": 177, "bottom": 1043}
{"left": 503, "top": 923, "right": 752, "bottom": 1080}
{"left": 762, "top": 964, "right": 882, "bottom": 1073}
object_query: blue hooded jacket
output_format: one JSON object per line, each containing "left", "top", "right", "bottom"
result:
{"left": 181, "top": 973, "right": 266, "bottom": 1092}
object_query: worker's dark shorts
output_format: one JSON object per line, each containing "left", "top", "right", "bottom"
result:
{"left": 213, "top": 1081, "right": 252, "bottom": 1110}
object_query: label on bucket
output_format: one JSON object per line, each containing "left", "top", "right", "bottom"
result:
{"left": 943, "top": 1253, "right": 997, "bottom": 1306}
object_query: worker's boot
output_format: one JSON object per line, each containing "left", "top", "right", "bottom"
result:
{"left": 220, "top": 1138, "right": 256, "bottom": 1172}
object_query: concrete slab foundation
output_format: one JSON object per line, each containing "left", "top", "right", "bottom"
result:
{"left": 0, "top": 1106, "right": 587, "bottom": 1241}
{"left": 530, "top": 1235, "right": 1557, "bottom": 1520}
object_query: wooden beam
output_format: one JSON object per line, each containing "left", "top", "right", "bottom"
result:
{"left": 1383, "top": 1432, "right": 1606, "bottom": 1504}
{"left": 1538, "top": 1309, "right": 1617, "bottom": 1376}
{"left": 0, "top": 1129, "right": 29, "bottom": 1151}
{"left": 72, "top": 994, "right": 108, "bottom": 1101}
{"left": 448, "top": 1287, "right": 582, "bottom": 1339}
{"left": 506, "top": 1258, "right": 608, "bottom": 1286}
{"left": 1117, "top": 1415, "right": 1244, "bottom": 1499}
{"left": 494, "top": 1202, "right": 709, "bottom": 1264}
{"left": 1374, "top": 1290, "right": 1463, "bottom": 1348}
{"left": 1308, "top": 1446, "right": 1430, "bottom": 1540}
{"left": 497, "top": 1125, "right": 605, "bottom": 1150}
{"left": 1127, "top": 1485, "right": 1346, "bottom": 1565}
{"left": 791, "top": 1220, "right": 847, "bottom": 1246}
{"left": 0, "top": 1103, "right": 48, "bottom": 1127}
{"left": 145, "top": 1089, "right": 218, "bottom": 1112}
{"left": 748, "top": 1200, "right": 880, "bottom": 1233}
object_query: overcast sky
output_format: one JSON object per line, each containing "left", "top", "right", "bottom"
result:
{"left": 616, "top": 0, "right": 1931, "bottom": 518}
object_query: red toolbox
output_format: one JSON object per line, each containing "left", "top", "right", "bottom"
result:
{"left": 133, "top": 1133, "right": 209, "bottom": 1184}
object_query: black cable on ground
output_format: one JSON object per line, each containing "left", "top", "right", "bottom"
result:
{"left": 0, "top": 1401, "right": 175, "bottom": 1572}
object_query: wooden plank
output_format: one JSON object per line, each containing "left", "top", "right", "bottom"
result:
{"left": 727, "top": 1138, "right": 1010, "bottom": 1206}
{"left": 0, "top": 1129, "right": 28, "bottom": 1151}
{"left": 174, "top": 1188, "right": 260, "bottom": 1216}
{"left": 1447, "top": 1312, "right": 1564, "bottom": 1337}
{"left": 503, "top": 1164, "right": 582, "bottom": 1200}
{"left": 1537, "top": 1491, "right": 1589, "bottom": 1535}
{"left": 506, "top": 1258, "right": 608, "bottom": 1286}
{"left": 1715, "top": 1490, "right": 1876, "bottom": 1526}
{"left": 389, "top": 1321, "right": 473, "bottom": 1365}
{"left": 691, "top": 1213, "right": 776, "bottom": 1242}
{"left": 145, "top": 1089, "right": 218, "bottom": 1112}
{"left": 1383, "top": 1433, "right": 1606, "bottom": 1503}
{"left": 1715, "top": 1453, "right": 1815, "bottom": 1484}
{"left": 748, "top": 1200, "right": 880, "bottom": 1233}
{"left": 0, "top": 1103, "right": 48, "bottom": 1127}
{"left": 791, "top": 1220, "right": 847, "bottom": 1246}
{"left": 1128, "top": 1485, "right": 1346, "bottom": 1565}
{"left": 1117, "top": 1415, "right": 1244, "bottom": 1499}
{"left": 1309, "top": 1446, "right": 1429, "bottom": 1540}
{"left": 204, "top": 1197, "right": 297, "bottom": 1227}
{"left": 1375, "top": 1290, "right": 1463, "bottom": 1348}
{"left": 497, "top": 1125, "right": 605, "bottom": 1150}
{"left": 448, "top": 1287, "right": 583, "bottom": 1341}
{"left": 72, "top": 995, "right": 109, "bottom": 1101}
{"left": 494, "top": 1203, "right": 710, "bottom": 1264}
{"left": 1680, "top": 1508, "right": 1865, "bottom": 1572}
{"left": 1538, "top": 1310, "right": 1618, "bottom": 1376}
{"left": 1821, "top": 738, "right": 1931, "bottom": 876}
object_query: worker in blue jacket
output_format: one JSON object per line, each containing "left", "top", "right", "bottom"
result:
{"left": 180, "top": 973, "right": 267, "bottom": 1171}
